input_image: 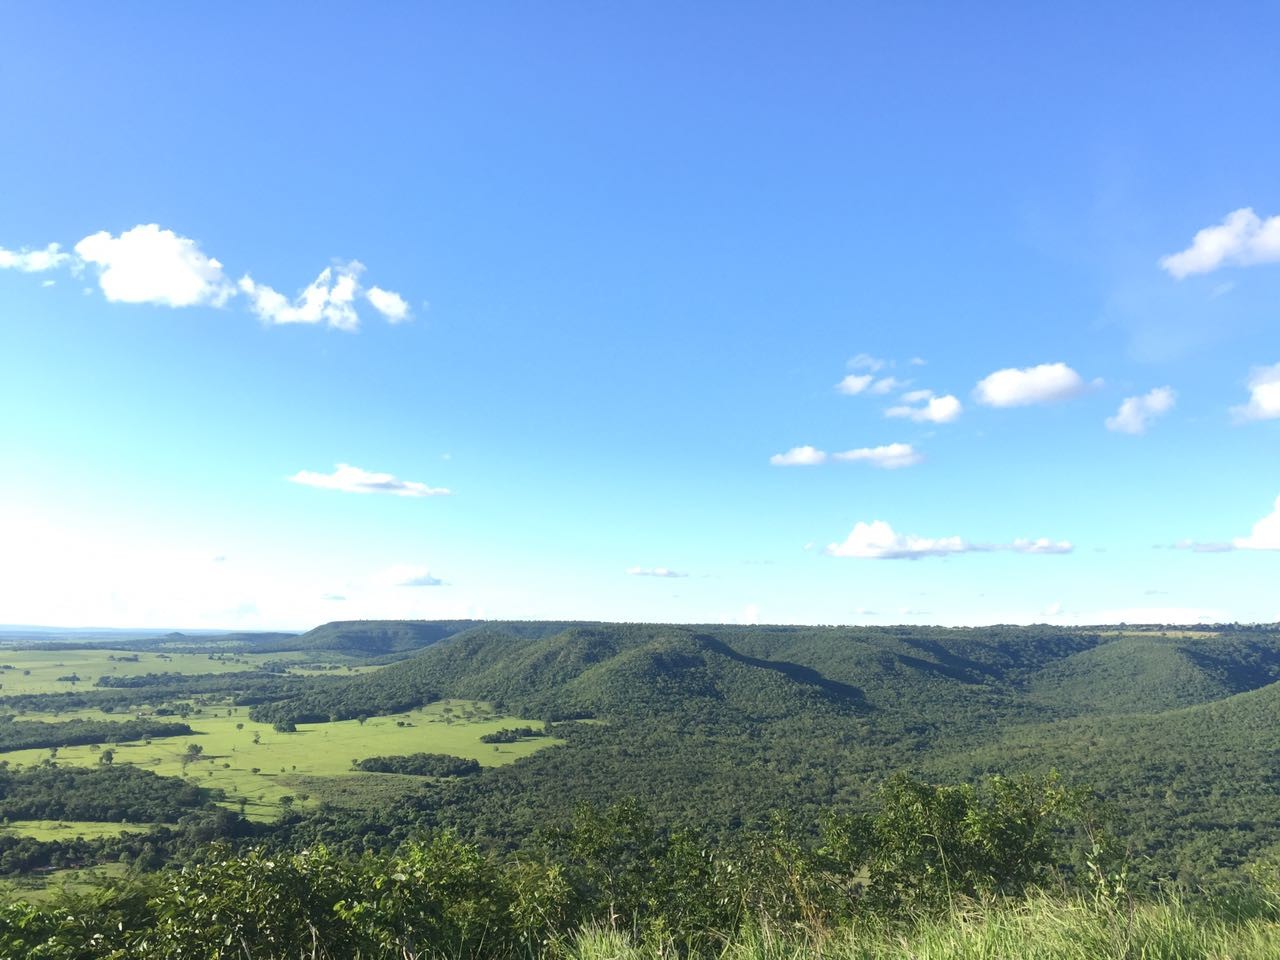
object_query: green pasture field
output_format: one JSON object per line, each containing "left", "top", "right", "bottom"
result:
{"left": 0, "top": 861, "right": 131, "bottom": 903}
{"left": 0, "top": 820, "right": 174, "bottom": 841}
{"left": 0, "top": 648, "right": 339, "bottom": 697}
{"left": 0, "top": 700, "right": 562, "bottom": 820}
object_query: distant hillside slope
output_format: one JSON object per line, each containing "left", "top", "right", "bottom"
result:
{"left": 249, "top": 619, "right": 1280, "bottom": 881}
{"left": 247, "top": 620, "right": 482, "bottom": 656}
{"left": 933, "top": 675, "right": 1280, "bottom": 883}
{"left": 1025, "top": 632, "right": 1280, "bottom": 715}
{"left": 249, "top": 623, "right": 870, "bottom": 724}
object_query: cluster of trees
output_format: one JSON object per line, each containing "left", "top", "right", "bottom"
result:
{"left": 0, "top": 764, "right": 218, "bottom": 826}
{"left": 0, "top": 718, "right": 192, "bottom": 752}
{"left": 352, "top": 753, "right": 482, "bottom": 777}
{"left": 478, "top": 726, "right": 546, "bottom": 744}
{"left": 0, "top": 774, "right": 1119, "bottom": 959}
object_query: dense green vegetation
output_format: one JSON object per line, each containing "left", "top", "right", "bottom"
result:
{"left": 3, "top": 617, "right": 1280, "bottom": 922}
{"left": 233, "top": 621, "right": 1280, "bottom": 889}
{"left": 0, "top": 718, "right": 192, "bottom": 752}
{"left": 352, "top": 753, "right": 482, "bottom": 777}
{"left": 0, "top": 772, "right": 1158, "bottom": 958}
{"left": 0, "top": 765, "right": 218, "bottom": 825}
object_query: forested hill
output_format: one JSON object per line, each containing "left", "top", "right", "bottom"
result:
{"left": 246, "top": 620, "right": 1280, "bottom": 884}
{"left": 242, "top": 618, "right": 589, "bottom": 656}
{"left": 252, "top": 621, "right": 1280, "bottom": 728}
{"left": 246, "top": 619, "right": 480, "bottom": 655}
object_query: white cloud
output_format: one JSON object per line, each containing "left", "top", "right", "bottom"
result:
{"left": 1231, "top": 363, "right": 1280, "bottom": 422}
{"left": 832, "top": 443, "right": 923, "bottom": 469}
{"left": 909, "top": 357, "right": 927, "bottom": 366}
{"left": 1105, "top": 386, "right": 1176, "bottom": 434}
{"left": 770, "top": 445, "right": 827, "bottom": 466}
{"left": 869, "top": 377, "right": 906, "bottom": 395}
{"left": 836, "top": 374, "right": 873, "bottom": 395}
{"left": 826, "top": 522, "right": 1073, "bottom": 559}
{"left": 75, "top": 224, "right": 235, "bottom": 307}
{"left": 1159, "top": 208, "right": 1280, "bottom": 278}
{"left": 240, "top": 262, "right": 364, "bottom": 331}
{"left": 826, "top": 521, "right": 971, "bottom": 559}
{"left": 900, "top": 389, "right": 933, "bottom": 403}
{"left": 974, "top": 362, "right": 1088, "bottom": 407}
{"left": 1011, "top": 538, "right": 1074, "bottom": 555}
{"left": 366, "top": 285, "right": 411, "bottom": 323}
{"left": 627, "top": 567, "right": 688, "bottom": 578}
{"left": 0, "top": 242, "right": 71, "bottom": 273}
{"left": 1233, "top": 495, "right": 1280, "bottom": 551}
{"left": 848, "top": 353, "right": 885, "bottom": 372}
{"left": 5, "top": 223, "right": 412, "bottom": 331}
{"left": 1170, "top": 539, "right": 1233, "bottom": 553}
{"left": 399, "top": 571, "right": 446, "bottom": 587}
{"left": 288, "top": 463, "right": 451, "bottom": 497}
{"left": 886, "top": 393, "right": 963, "bottom": 424}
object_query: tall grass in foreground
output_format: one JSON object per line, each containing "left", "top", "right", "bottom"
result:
{"left": 569, "top": 892, "right": 1280, "bottom": 960}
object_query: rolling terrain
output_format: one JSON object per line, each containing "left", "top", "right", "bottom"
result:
{"left": 1, "top": 620, "right": 1278, "bottom": 890}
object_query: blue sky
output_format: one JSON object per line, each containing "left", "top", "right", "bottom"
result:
{"left": 1, "top": 4, "right": 1278, "bottom": 630}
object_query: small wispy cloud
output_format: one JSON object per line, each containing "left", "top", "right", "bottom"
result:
{"left": 826, "top": 521, "right": 970, "bottom": 559}
{"left": 398, "top": 571, "right": 446, "bottom": 587}
{"left": 366, "top": 286, "right": 411, "bottom": 323}
{"left": 868, "top": 376, "right": 907, "bottom": 395}
{"left": 627, "top": 566, "right": 688, "bottom": 578}
{"left": 770, "top": 445, "right": 828, "bottom": 466}
{"left": 974, "top": 362, "right": 1091, "bottom": 407}
{"left": 832, "top": 443, "right": 923, "bottom": 469}
{"left": 848, "top": 353, "right": 885, "bottom": 372}
{"left": 240, "top": 262, "right": 367, "bottom": 331}
{"left": 826, "top": 520, "right": 1072, "bottom": 560}
{"left": 836, "top": 374, "right": 874, "bottom": 395}
{"left": 771, "top": 443, "right": 922, "bottom": 469}
{"left": 0, "top": 242, "right": 72, "bottom": 273}
{"left": 1230, "top": 363, "right": 1280, "bottom": 422}
{"left": 1160, "top": 208, "right": 1280, "bottom": 278}
{"left": 289, "top": 463, "right": 451, "bottom": 497}
{"left": 1010, "top": 538, "right": 1074, "bottom": 555}
{"left": 886, "top": 393, "right": 962, "bottom": 423}
{"left": 1170, "top": 539, "right": 1234, "bottom": 553}
{"left": 1106, "top": 386, "right": 1176, "bottom": 434}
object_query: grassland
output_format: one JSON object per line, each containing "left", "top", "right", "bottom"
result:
{"left": 566, "top": 893, "right": 1280, "bottom": 960}
{"left": 0, "top": 820, "right": 173, "bottom": 841}
{"left": 0, "top": 861, "right": 131, "bottom": 904}
{"left": 0, "top": 648, "right": 331, "bottom": 696}
{"left": 0, "top": 699, "right": 561, "bottom": 819}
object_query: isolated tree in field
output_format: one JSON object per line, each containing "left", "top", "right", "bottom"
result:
{"left": 99, "top": 748, "right": 114, "bottom": 765}
{"left": 182, "top": 743, "right": 204, "bottom": 768}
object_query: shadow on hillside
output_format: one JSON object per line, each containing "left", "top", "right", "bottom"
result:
{"left": 898, "top": 638, "right": 1001, "bottom": 683}
{"left": 695, "top": 635, "right": 869, "bottom": 710}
